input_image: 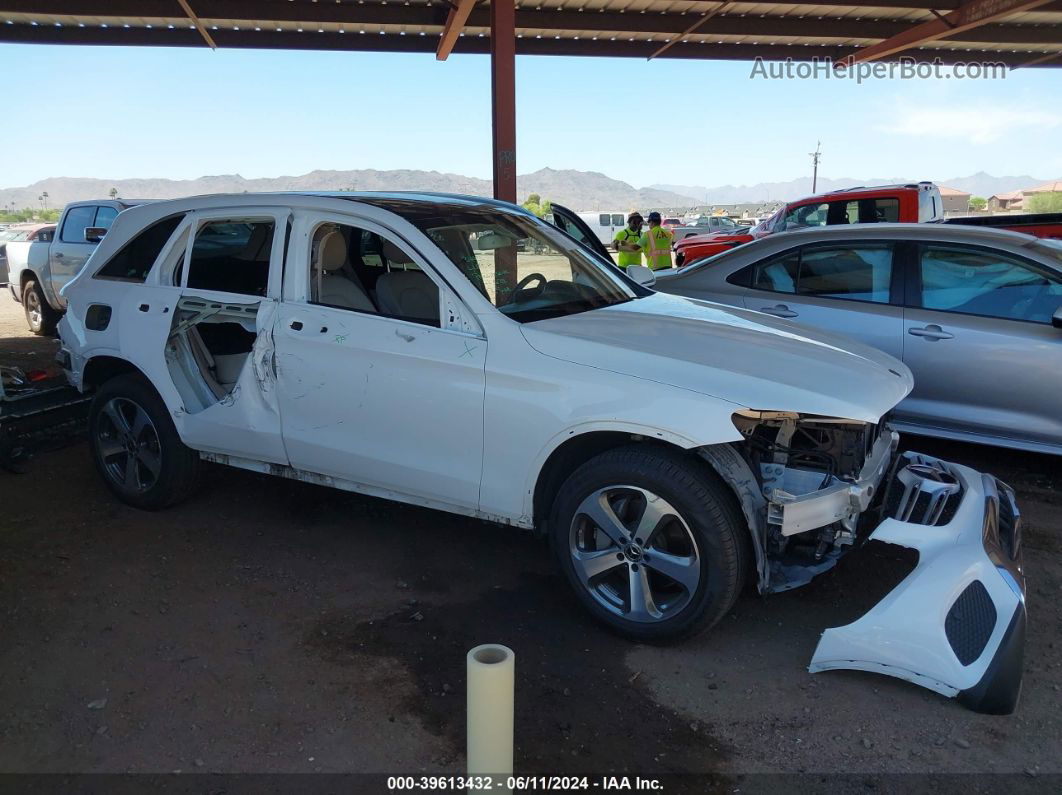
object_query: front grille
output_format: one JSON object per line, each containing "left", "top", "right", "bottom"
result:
{"left": 945, "top": 580, "right": 997, "bottom": 666}
{"left": 888, "top": 454, "right": 962, "bottom": 526}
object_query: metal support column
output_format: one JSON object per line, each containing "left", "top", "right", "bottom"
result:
{"left": 490, "top": 0, "right": 518, "bottom": 302}
{"left": 490, "top": 0, "right": 516, "bottom": 203}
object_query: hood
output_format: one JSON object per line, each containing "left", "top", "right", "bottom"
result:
{"left": 520, "top": 293, "right": 912, "bottom": 423}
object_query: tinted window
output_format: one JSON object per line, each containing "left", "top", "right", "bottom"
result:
{"left": 753, "top": 251, "right": 799, "bottom": 293}
{"left": 872, "top": 198, "right": 899, "bottom": 222}
{"left": 611, "top": 214, "right": 624, "bottom": 227}
{"left": 187, "top": 219, "right": 274, "bottom": 296}
{"left": 599, "top": 214, "right": 610, "bottom": 227}
{"left": 920, "top": 245, "right": 1062, "bottom": 324}
{"left": 94, "top": 206, "right": 119, "bottom": 230}
{"left": 799, "top": 245, "right": 892, "bottom": 302}
{"left": 95, "top": 215, "right": 183, "bottom": 282}
{"left": 752, "top": 244, "right": 893, "bottom": 303}
{"left": 60, "top": 206, "right": 97, "bottom": 243}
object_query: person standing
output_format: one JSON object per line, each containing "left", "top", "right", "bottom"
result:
{"left": 640, "top": 211, "right": 674, "bottom": 271}
{"left": 612, "top": 212, "right": 644, "bottom": 270}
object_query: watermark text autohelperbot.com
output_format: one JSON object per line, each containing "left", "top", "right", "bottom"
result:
{"left": 750, "top": 57, "right": 1008, "bottom": 83}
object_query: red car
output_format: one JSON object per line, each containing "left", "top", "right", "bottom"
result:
{"left": 674, "top": 182, "right": 944, "bottom": 267}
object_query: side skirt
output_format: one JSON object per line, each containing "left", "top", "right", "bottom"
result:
{"left": 199, "top": 451, "right": 532, "bottom": 530}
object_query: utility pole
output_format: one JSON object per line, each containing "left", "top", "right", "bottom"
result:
{"left": 809, "top": 141, "right": 821, "bottom": 193}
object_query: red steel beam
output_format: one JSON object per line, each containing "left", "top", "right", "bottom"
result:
{"left": 437, "top": 0, "right": 477, "bottom": 61}
{"left": 491, "top": 0, "right": 516, "bottom": 204}
{"left": 846, "top": 0, "right": 1055, "bottom": 63}
{"left": 490, "top": 0, "right": 517, "bottom": 302}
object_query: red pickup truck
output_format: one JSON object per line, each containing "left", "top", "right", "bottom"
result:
{"left": 673, "top": 182, "right": 1062, "bottom": 267}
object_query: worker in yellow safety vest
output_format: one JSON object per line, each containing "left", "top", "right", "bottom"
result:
{"left": 612, "top": 212, "right": 644, "bottom": 269}
{"left": 639, "top": 212, "right": 674, "bottom": 271}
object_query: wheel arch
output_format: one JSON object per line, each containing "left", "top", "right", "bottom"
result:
{"left": 82, "top": 355, "right": 149, "bottom": 393}
{"left": 529, "top": 425, "right": 729, "bottom": 525}
{"left": 19, "top": 267, "right": 40, "bottom": 290}
{"left": 531, "top": 430, "right": 764, "bottom": 588}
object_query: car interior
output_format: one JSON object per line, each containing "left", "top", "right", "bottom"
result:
{"left": 309, "top": 223, "right": 440, "bottom": 326}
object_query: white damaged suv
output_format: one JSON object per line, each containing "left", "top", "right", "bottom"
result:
{"left": 58, "top": 193, "right": 1026, "bottom": 713}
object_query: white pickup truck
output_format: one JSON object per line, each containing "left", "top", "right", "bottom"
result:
{"left": 9, "top": 199, "right": 143, "bottom": 334}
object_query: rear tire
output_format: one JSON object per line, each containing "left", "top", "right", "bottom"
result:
{"left": 88, "top": 374, "right": 201, "bottom": 510}
{"left": 23, "top": 279, "right": 60, "bottom": 336}
{"left": 550, "top": 445, "right": 747, "bottom": 643}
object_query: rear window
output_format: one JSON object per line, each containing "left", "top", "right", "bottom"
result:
{"left": 95, "top": 215, "right": 184, "bottom": 283}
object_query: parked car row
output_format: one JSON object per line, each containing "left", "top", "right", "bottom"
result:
{"left": 54, "top": 192, "right": 1027, "bottom": 713}
{"left": 673, "top": 181, "right": 1062, "bottom": 267}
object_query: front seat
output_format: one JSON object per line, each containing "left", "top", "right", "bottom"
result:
{"left": 316, "top": 231, "right": 375, "bottom": 313}
{"left": 375, "top": 242, "right": 440, "bottom": 324}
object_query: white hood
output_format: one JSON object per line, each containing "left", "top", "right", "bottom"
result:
{"left": 520, "top": 293, "right": 913, "bottom": 423}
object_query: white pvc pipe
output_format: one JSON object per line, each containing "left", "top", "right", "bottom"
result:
{"left": 466, "top": 643, "right": 515, "bottom": 787}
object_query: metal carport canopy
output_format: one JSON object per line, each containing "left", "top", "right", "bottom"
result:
{"left": 3, "top": 0, "right": 1061, "bottom": 201}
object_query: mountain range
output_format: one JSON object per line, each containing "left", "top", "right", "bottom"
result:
{"left": 2, "top": 168, "right": 1054, "bottom": 213}
{"left": 0, "top": 168, "right": 698, "bottom": 214}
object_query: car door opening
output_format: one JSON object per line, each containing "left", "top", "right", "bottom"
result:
{"left": 165, "top": 297, "right": 262, "bottom": 413}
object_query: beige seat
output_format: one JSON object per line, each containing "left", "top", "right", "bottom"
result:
{"left": 315, "top": 230, "right": 376, "bottom": 313}
{"left": 375, "top": 241, "right": 439, "bottom": 323}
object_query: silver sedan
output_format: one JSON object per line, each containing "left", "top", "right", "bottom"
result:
{"left": 653, "top": 223, "right": 1062, "bottom": 455}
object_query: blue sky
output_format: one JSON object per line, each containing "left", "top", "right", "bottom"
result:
{"left": 2, "top": 43, "right": 1060, "bottom": 188}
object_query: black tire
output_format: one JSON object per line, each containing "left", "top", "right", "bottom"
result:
{"left": 23, "top": 278, "right": 60, "bottom": 336}
{"left": 88, "top": 373, "right": 201, "bottom": 510}
{"left": 550, "top": 445, "right": 747, "bottom": 643}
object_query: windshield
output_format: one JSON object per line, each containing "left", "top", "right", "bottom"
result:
{"left": 367, "top": 201, "right": 637, "bottom": 322}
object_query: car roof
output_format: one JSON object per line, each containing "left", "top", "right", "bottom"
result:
{"left": 795, "top": 182, "right": 934, "bottom": 203}
{"left": 101, "top": 191, "right": 532, "bottom": 216}
{"left": 741, "top": 222, "right": 1040, "bottom": 249}
{"left": 669, "top": 222, "right": 1054, "bottom": 277}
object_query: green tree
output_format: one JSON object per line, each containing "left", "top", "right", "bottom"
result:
{"left": 1028, "top": 192, "right": 1062, "bottom": 214}
{"left": 968, "top": 196, "right": 987, "bottom": 211}
{"left": 521, "top": 193, "right": 551, "bottom": 218}
{"left": 109, "top": 187, "right": 118, "bottom": 199}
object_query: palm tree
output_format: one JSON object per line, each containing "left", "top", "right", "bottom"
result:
{"left": 41, "top": 191, "right": 49, "bottom": 210}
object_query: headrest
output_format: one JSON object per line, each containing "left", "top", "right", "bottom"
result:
{"left": 382, "top": 239, "right": 414, "bottom": 267}
{"left": 319, "top": 231, "right": 347, "bottom": 272}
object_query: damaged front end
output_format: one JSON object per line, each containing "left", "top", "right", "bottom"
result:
{"left": 711, "top": 411, "right": 1026, "bottom": 714}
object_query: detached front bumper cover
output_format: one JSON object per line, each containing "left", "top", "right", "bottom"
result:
{"left": 809, "top": 452, "right": 1026, "bottom": 714}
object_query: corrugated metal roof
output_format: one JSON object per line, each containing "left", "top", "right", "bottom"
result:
{"left": 1, "top": 1, "right": 1059, "bottom": 66}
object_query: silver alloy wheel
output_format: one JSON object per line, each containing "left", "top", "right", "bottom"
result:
{"left": 25, "top": 288, "right": 42, "bottom": 329}
{"left": 96, "top": 397, "right": 162, "bottom": 493}
{"left": 569, "top": 485, "right": 701, "bottom": 623}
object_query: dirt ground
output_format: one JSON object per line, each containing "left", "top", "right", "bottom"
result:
{"left": 1, "top": 292, "right": 1060, "bottom": 790}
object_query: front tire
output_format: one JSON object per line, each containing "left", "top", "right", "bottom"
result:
{"left": 550, "top": 445, "right": 747, "bottom": 642}
{"left": 23, "top": 279, "right": 60, "bottom": 336}
{"left": 88, "top": 374, "right": 201, "bottom": 510}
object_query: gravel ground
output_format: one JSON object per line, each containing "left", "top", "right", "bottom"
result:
{"left": 1, "top": 292, "right": 1059, "bottom": 789}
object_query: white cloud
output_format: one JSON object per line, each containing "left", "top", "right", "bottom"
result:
{"left": 877, "top": 104, "right": 1062, "bottom": 144}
